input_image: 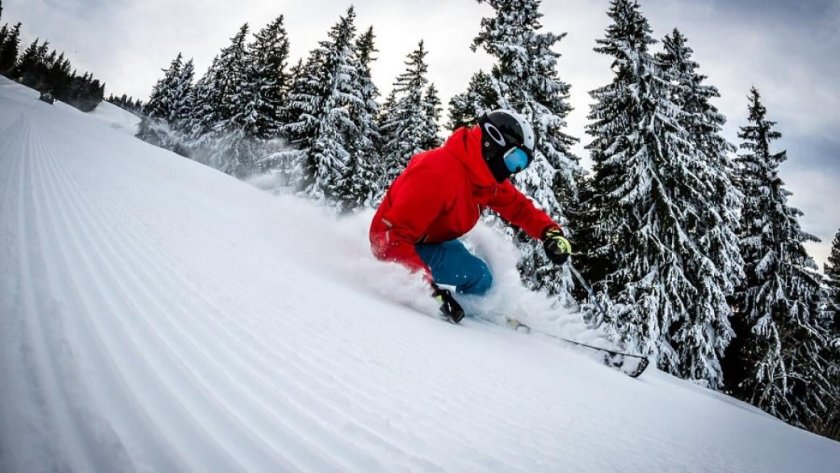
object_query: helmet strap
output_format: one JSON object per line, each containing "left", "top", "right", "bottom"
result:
{"left": 484, "top": 146, "right": 513, "bottom": 183}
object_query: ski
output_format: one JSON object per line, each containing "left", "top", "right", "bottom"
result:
{"left": 505, "top": 317, "right": 650, "bottom": 378}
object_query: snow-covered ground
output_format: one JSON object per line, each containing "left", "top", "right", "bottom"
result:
{"left": 87, "top": 100, "right": 142, "bottom": 136}
{"left": 1, "top": 76, "right": 838, "bottom": 472}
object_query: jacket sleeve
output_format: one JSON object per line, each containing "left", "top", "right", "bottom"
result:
{"left": 485, "top": 181, "right": 560, "bottom": 239}
{"left": 374, "top": 168, "right": 450, "bottom": 279}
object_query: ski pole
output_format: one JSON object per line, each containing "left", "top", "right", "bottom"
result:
{"left": 506, "top": 317, "right": 649, "bottom": 377}
{"left": 568, "top": 263, "right": 610, "bottom": 323}
{"left": 566, "top": 263, "right": 649, "bottom": 365}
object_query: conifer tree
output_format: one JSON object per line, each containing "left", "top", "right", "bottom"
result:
{"left": 213, "top": 24, "right": 253, "bottom": 129}
{"left": 143, "top": 53, "right": 183, "bottom": 120}
{"left": 187, "top": 54, "right": 223, "bottom": 139}
{"left": 582, "top": 0, "right": 741, "bottom": 386}
{"left": 279, "top": 53, "right": 325, "bottom": 185}
{"left": 280, "top": 7, "right": 367, "bottom": 203}
{"left": 379, "top": 40, "right": 439, "bottom": 188}
{"left": 825, "top": 229, "right": 840, "bottom": 332}
{"left": 46, "top": 53, "right": 71, "bottom": 97}
{"left": 138, "top": 53, "right": 185, "bottom": 151}
{"left": 655, "top": 28, "right": 744, "bottom": 383}
{"left": 28, "top": 40, "right": 51, "bottom": 89}
{"left": 820, "top": 229, "right": 840, "bottom": 438}
{"left": 333, "top": 26, "right": 382, "bottom": 211}
{"left": 13, "top": 38, "right": 42, "bottom": 84}
{"left": 723, "top": 87, "right": 831, "bottom": 426}
{"left": 422, "top": 83, "right": 442, "bottom": 149}
{"left": 446, "top": 70, "right": 497, "bottom": 131}
{"left": 354, "top": 26, "right": 383, "bottom": 149}
{"left": 468, "top": 0, "right": 581, "bottom": 299}
{"left": 0, "top": 22, "right": 20, "bottom": 75}
{"left": 170, "top": 58, "right": 195, "bottom": 129}
{"left": 247, "top": 14, "right": 291, "bottom": 140}
{"left": 202, "top": 23, "right": 258, "bottom": 176}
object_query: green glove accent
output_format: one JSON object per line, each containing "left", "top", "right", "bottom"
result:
{"left": 543, "top": 227, "right": 572, "bottom": 265}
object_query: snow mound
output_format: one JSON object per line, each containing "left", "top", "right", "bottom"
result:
{"left": 88, "top": 100, "right": 142, "bottom": 136}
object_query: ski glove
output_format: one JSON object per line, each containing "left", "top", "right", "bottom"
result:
{"left": 432, "top": 284, "right": 465, "bottom": 323}
{"left": 542, "top": 227, "right": 572, "bottom": 266}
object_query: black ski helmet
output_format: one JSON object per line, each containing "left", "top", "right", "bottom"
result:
{"left": 477, "top": 109, "right": 537, "bottom": 182}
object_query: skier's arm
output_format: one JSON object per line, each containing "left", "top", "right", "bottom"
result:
{"left": 486, "top": 181, "right": 560, "bottom": 239}
{"left": 371, "top": 169, "right": 449, "bottom": 280}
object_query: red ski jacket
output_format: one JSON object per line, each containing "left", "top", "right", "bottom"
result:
{"left": 369, "top": 126, "right": 560, "bottom": 278}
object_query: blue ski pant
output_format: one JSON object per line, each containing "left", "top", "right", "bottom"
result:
{"left": 415, "top": 239, "right": 493, "bottom": 295}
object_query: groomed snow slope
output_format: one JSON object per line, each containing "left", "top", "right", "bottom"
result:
{"left": 1, "top": 77, "right": 838, "bottom": 472}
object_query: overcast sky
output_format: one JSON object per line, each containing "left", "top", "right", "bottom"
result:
{"left": 6, "top": 0, "right": 839, "bottom": 268}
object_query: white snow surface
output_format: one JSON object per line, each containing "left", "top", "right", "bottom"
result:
{"left": 1, "top": 76, "right": 838, "bottom": 472}
{"left": 87, "top": 100, "right": 142, "bottom": 136}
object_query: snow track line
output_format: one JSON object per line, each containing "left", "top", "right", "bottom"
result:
{"left": 37, "top": 127, "right": 285, "bottom": 472}
{"left": 48, "top": 158, "right": 385, "bottom": 472}
{"left": 36, "top": 131, "right": 256, "bottom": 471}
{"left": 31, "top": 124, "right": 188, "bottom": 472}
{"left": 8, "top": 117, "right": 107, "bottom": 472}
{"left": 0, "top": 117, "right": 57, "bottom": 472}
{"left": 44, "top": 159, "right": 375, "bottom": 472}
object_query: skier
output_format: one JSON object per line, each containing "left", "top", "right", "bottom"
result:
{"left": 369, "top": 110, "right": 573, "bottom": 323}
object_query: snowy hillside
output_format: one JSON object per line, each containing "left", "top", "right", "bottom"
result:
{"left": 87, "top": 100, "right": 142, "bottom": 136}
{"left": 1, "top": 76, "right": 838, "bottom": 472}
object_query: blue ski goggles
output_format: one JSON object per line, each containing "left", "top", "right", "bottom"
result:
{"left": 503, "top": 146, "right": 531, "bottom": 174}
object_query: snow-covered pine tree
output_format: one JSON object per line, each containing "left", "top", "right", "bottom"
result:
{"left": 816, "top": 229, "right": 840, "bottom": 439}
{"left": 12, "top": 38, "right": 44, "bottom": 85}
{"left": 170, "top": 58, "right": 195, "bottom": 129}
{"left": 143, "top": 53, "right": 183, "bottom": 120}
{"left": 263, "top": 57, "right": 306, "bottom": 183}
{"left": 723, "top": 87, "right": 831, "bottom": 426}
{"left": 825, "top": 230, "right": 840, "bottom": 334}
{"left": 188, "top": 24, "right": 259, "bottom": 177}
{"left": 137, "top": 53, "right": 187, "bottom": 152}
{"left": 469, "top": 0, "right": 581, "bottom": 299}
{"left": 333, "top": 26, "right": 382, "bottom": 211}
{"left": 655, "top": 28, "right": 745, "bottom": 384}
{"left": 45, "top": 52, "right": 70, "bottom": 98}
{"left": 0, "top": 24, "right": 8, "bottom": 52}
{"left": 446, "top": 70, "right": 498, "bottom": 132}
{"left": 378, "top": 40, "right": 439, "bottom": 191}
{"left": 280, "top": 7, "right": 367, "bottom": 204}
{"left": 277, "top": 53, "right": 326, "bottom": 187}
{"left": 422, "top": 83, "right": 442, "bottom": 150}
{"left": 0, "top": 22, "right": 19, "bottom": 75}
{"left": 247, "top": 14, "right": 290, "bottom": 141}
{"left": 354, "top": 25, "right": 384, "bottom": 164}
{"left": 186, "top": 55, "right": 222, "bottom": 140}
{"left": 582, "top": 0, "right": 740, "bottom": 386}
{"left": 212, "top": 24, "right": 253, "bottom": 128}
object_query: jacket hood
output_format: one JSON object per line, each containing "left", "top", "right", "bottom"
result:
{"left": 445, "top": 126, "right": 498, "bottom": 188}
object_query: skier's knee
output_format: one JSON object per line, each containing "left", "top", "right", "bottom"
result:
{"left": 472, "top": 270, "right": 493, "bottom": 295}
{"left": 462, "top": 264, "right": 493, "bottom": 295}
